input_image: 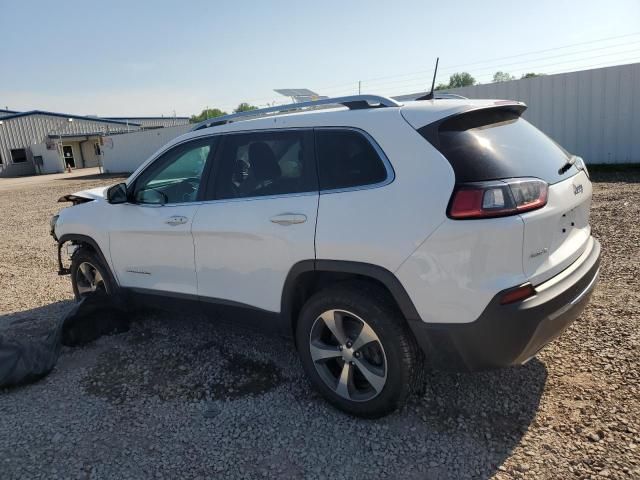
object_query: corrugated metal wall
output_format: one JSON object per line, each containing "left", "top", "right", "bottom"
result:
{"left": 442, "top": 63, "right": 640, "bottom": 164}
{"left": 0, "top": 114, "right": 140, "bottom": 176}
{"left": 106, "top": 118, "right": 190, "bottom": 129}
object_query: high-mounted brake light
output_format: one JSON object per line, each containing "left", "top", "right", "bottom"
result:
{"left": 449, "top": 178, "right": 548, "bottom": 219}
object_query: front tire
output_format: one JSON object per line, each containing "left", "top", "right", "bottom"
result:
{"left": 70, "top": 247, "right": 113, "bottom": 301}
{"left": 296, "top": 283, "right": 420, "bottom": 418}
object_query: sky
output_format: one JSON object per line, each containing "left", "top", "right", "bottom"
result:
{"left": 1, "top": 0, "right": 639, "bottom": 117}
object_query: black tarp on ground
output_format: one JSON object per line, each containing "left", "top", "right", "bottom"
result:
{"left": 0, "top": 293, "right": 129, "bottom": 388}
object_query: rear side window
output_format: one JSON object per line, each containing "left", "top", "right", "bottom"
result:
{"left": 315, "top": 129, "right": 388, "bottom": 191}
{"left": 213, "top": 130, "right": 316, "bottom": 200}
{"left": 419, "top": 108, "right": 578, "bottom": 184}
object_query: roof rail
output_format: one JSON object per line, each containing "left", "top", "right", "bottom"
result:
{"left": 191, "top": 95, "right": 402, "bottom": 131}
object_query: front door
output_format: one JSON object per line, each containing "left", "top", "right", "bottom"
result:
{"left": 192, "top": 129, "right": 318, "bottom": 313}
{"left": 62, "top": 145, "right": 75, "bottom": 168}
{"left": 109, "top": 136, "right": 217, "bottom": 295}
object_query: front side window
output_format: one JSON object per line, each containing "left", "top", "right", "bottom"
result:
{"left": 213, "top": 130, "right": 316, "bottom": 200}
{"left": 132, "top": 138, "right": 215, "bottom": 204}
{"left": 315, "top": 129, "right": 388, "bottom": 191}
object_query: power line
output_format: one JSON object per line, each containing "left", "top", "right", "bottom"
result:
{"left": 350, "top": 31, "right": 640, "bottom": 85}
{"left": 370, "top": 57, "right": 640, "bottom": 97}
{"left": 359, "top": 40, "right": 640, "bottom": 91}
{"left": 200, "top": 31, "right": 640, "bottom": 112}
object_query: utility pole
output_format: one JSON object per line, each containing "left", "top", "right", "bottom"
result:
{"left": 358, "top": 81, "right": 361, "bottom": 95}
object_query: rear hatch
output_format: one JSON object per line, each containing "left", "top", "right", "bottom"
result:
{"left": 408, "top": 102, "right": 592, "bottom": 285}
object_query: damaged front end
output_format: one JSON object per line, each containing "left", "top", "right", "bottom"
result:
{"left": 55, "top": 241, "right": 78, "bottom": 276}
{"left": 51, "top": 192, "right": 97, "bottom": 275}
{"left": 57, "top": 193, "right": 96, "bottom": 206}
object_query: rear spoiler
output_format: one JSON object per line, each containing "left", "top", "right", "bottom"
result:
{"left": 418, "top": 102, "right": 527, "bottom": 149}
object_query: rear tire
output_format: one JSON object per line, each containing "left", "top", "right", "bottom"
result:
{"left": 70, "top": 247, "right": 114, "bottom": 301}
{"left": 295, "top": 282, "right": 420, "bottom": 418}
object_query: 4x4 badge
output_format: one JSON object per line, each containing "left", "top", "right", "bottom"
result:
{"left": 573, "top": 184, "right": 583, "bottom": 195}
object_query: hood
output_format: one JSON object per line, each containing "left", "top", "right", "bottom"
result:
{"left": 58, "top": 186, "right": 109, "bottom": 205}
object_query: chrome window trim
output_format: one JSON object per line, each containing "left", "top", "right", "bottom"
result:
{"left": 199, "top": 190, "right": 318, "bottom": 206}
{"left": 125, "top": 126, "right": 394, "bottom": 208}
{"left": 126, "top": 128, "right": 312, "bottom": 188}
{"left": 314, "top": 127, "right": 395, "bottom": 195}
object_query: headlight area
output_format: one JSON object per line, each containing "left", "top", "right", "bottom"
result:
{"left": 55, "top": 240, "right": 78, "bottom": 276}
{"left": 50, "top": 215, "right": 76, "bottom": 275}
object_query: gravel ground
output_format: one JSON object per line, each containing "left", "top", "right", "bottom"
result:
{"left": 0, "top": 170, "right": 638, "bottom": 479}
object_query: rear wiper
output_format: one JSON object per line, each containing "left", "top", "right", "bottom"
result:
{"left": 558, "top": 155, "right": 577, "bottom": 175}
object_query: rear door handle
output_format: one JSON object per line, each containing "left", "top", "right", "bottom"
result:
{"left": 165, "top": 215, "right": 188, "bottom": 226}
{"left": 270, "top": 213, "right": 307, "bottom": 226}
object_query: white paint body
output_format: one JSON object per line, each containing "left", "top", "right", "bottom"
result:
{"left": 54, "top": 98, "right": 595, "bottom": 325}
{"left": 192, "top": 193, "right": 318, "bottom": 311}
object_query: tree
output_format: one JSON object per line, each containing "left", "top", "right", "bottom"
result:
{"left": 447, "top": 72, "right": 476, "bottom": 88}
{"left": 234, "top": 102, "right": 258, "bottom": 113}
{"left": 492, "top": 71, "right": 516, "bottom": 83}
{"left": 521, "top": 72, "right": 545, "bottom": 79}
{"left": 190, "top": 108, "right": 227, "bottom": 123}
{"left": 434, "top": 82, "right": 449, "bottom": 91}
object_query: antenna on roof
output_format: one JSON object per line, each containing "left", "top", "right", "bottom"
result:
{"left": 416, "top": 57, "right": 439, "bottom": 101}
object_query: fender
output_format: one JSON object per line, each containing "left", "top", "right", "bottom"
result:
{"left": 57, "top": 234, "right": 117, "bottom": 286}
{"left": 281, "top": 259, "right": 421, "bottom": 331}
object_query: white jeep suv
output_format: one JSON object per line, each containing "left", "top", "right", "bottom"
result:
{"left": 51, "top": 95, "right": 600, "bottom": 418}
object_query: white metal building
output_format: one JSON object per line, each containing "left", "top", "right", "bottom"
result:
{"left": 0, "top": 111, "right": 189, "bottom": 177}
{"left": 104, "top": 117, "right": 189, "bottom": 129}
{"left": 98, "top": 124, "right": 191, "bottom": 173}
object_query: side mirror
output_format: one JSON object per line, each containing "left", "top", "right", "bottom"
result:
{"left": 107, "top": 183, "right": 128, "bottom": 204}
{"left": 136, "top": 189, "right": 168, "bottom": 205}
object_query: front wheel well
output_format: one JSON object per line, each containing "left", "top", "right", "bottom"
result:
{"left": 57, "top": 234, "right": 110, "bottom": 279}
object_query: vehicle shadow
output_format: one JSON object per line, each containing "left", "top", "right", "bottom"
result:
{"left": 404, "top": 360, "right": 547, "bottom": 479}
{"left": 0, "top": 301, "right": 73, "bottom": 339}
{"left": 0, "top": 303, "right": 547, "bottom": 479}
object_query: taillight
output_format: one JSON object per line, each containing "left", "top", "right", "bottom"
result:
{"left": 449, "top": 178, "right": 548, "bottom": 219}
{"left": 500, "top": 283, "right": 536, "bottom": 305}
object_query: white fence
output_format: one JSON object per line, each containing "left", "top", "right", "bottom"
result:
{"left": 101, "top": 63, "right": 640, "bottom": 172}
{"left": 441, "top": 63, "right": 640, "bottom": 164}
{"left": 102, "top": 125, "right": 191, "bottom": 173}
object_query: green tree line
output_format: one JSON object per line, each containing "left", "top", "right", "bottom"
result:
{"left": 190, "top": 102, "right": 258, "bottom": 123}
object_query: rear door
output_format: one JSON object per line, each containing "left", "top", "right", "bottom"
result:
{"left": 192, "top": 129, "right": 318, "bottom": 313}
{"left": 417, "top": 106, "right": 592, "bottom": 285}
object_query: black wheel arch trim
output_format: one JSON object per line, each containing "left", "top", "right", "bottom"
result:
{"left": 57, "top": 234, "right": 117, "bottom": 286}
{"left": 281, "top": 259, "right": 422, "bottom": 330}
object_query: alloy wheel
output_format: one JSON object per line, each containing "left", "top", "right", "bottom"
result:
{"left": 309, "top": 309, "right": 388, "bottom": 402}
{"left": 75, "top": 261, "right": 106, "bottom": 297}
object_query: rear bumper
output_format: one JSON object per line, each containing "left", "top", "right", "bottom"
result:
{"left": 408, "top": 237, "right": 601, "bottom": 371}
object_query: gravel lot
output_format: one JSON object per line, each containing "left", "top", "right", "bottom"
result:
{"left": 0, "top": 169, "right": 638, "bottom": 479}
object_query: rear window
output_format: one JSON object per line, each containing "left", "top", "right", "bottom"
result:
{"left": 418, "top": 108, "right": 578, "bottom": 184}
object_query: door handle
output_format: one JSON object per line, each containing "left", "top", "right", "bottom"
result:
{"left": 270, "top": 213, "right": 307, "bottom": 226}
{"left": 165, "top": 215, "right": 188, "bottom": 226}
